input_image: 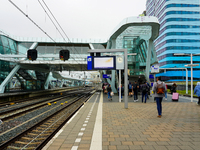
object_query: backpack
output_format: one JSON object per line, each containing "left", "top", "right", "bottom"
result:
{"left": 133, "top": 84, "right": 136, "bottom": 90}
{"left": 142, "top": 85, "right": 148, "bottom": 93}
{"left": 129, "top": 84, "right": 132, "bottom": 90}
{"left": 142, "top": 85, "right": 146, "bottom": 93}
{"left": 156, "top": 82, "right": 164, "bottom": 94}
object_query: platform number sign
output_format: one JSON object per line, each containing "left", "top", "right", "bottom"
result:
{"left": 87, "top": 56, "right": 92, "bottom": 70}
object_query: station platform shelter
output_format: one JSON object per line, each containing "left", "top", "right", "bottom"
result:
{"left": 43, "top": 91, "right": 200, "bottom": 150}
{"left": 0, "top": 16, "right": 159, "bottom": 94}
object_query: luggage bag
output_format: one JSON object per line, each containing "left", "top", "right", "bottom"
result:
{"left": 172, "top": 93, "right": 179, "bottom": 101}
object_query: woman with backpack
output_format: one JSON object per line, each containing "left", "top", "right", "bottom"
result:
{"left": 170, "top": 83, "right": 177, "bottom": 94}
{"left": 128, "top": 82, "right": 133, "bottom": 97}
{"left": 152, "top": 76, "right": 167, "bottom": 118}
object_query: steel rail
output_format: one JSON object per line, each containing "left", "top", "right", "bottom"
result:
{"left": 0, "top": 90, "right": 94, "bottom": 149}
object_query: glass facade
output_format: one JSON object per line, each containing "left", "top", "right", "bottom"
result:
{"left": 0, "top": 33, "right": 105, "bottom": 92}
{"left": 114, "top": 26, "right": 155, "bottom": 76}
{"left": 0, "top": 35, "right": 38, "bottom": 92}
{"left": 146, "top": 0, "right": 200, "bottom": 81}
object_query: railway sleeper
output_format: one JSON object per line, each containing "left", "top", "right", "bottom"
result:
{"left": 21, "top": 137, "right": 45, "bottom": 140}
{"left": 7, "top": 146, "right": 36, "bottom": 150}
{"left": 28, "top": 133, "right": 49, "bottom": 136}
{"left": 15, "top": 141, "right": 41, "bottom": 145}
{"left": 32, "top": 129, "right": 54, "bottom": 133}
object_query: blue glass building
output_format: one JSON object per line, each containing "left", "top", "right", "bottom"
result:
{"left": 146, "top": 0, "right": 200, "bottom": 81}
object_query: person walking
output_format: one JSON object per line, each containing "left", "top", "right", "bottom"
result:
{"left": 152, "top": 76, "right": 167, "bottom": 118}
{"left": 164, "top": 83, "right": 168, "bottom": 100}
{"left": 146, "top": 80, "right": 150, "bottom": 99}
{"left": 133, "top": 81, "right": 139, "bottom": 102}
{"left": 107, "top": 84, "right": 112, "bottom": 101}
{"left": 128, "top": 82, "right": 133, "bottom": 97}
{"left": 141, "top": 82, "right": 149, "bottom": 103}
{"left": 194, "top": 82, "right": 200, "bottom": 105}
{"left": 170, "top": 83, "right": 177, "bottom": 94}
{"left": 118, "top": 84, "right": 124, "bottom": 100}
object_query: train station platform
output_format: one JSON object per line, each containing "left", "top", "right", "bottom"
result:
{"left": 43, "top": 91, "right": 200, "bottom": 150}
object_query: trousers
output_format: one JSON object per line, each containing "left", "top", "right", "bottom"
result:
{"left": 155, "top": 97, "right": 163, "bottom": 116}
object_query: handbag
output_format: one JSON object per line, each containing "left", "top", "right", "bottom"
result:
{"left": 111, "top": 92, "right": 114, "bottom": 96}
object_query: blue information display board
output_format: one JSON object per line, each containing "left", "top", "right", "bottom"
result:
{"left": 149, "top": 75, "right": 154, "bottom": 79}
{"left": 103, "top": 74, "right": 111, "bottom": 78}
{"left": 87, "top": 56, "right": 116, "bottom": 70}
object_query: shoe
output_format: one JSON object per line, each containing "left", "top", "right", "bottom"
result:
{"left": 136, "top": 99, "right": 138, "bottom": 101}
{"left": 165, "top": 98, "right": 167, "bottom": 100}
{"left": 134, "top": 100, "right": 136, "bottom": 102}
{"left": 196, "top": 102, "right": 199, "bottom": 105}
{"left": 111, "top": 99, "right": 112, "bottom": 101}
{"left": 157, "top": 115, "right": 161, "bottom": 118}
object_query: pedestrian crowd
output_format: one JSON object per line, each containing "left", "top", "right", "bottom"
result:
{"left": 102, "top": 77, "right": 200, "bottom": 118}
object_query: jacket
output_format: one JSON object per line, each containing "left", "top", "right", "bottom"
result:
{"left": 152, "top": 80, "right": 167, "bottom": 97}
{"left": 107, "top": 86, "right": 112, "bottom": 92}
{"left": 194, "top": 85, "right": 200, "bottom": 97}
{"left": 140, "top": 84, "right": 149, "bottom": 94}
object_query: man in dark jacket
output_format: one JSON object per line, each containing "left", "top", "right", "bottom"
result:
{"left": 140, "top": 82, "right": 149, "bottom": 103}
{"left": 133, "top": 81, "right": 139, "bottom": 102}
{"left": 107, "top": 84, "right": 112, "bottom": 101}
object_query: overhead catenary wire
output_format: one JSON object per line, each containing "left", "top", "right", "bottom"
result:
{"left": 8, "top": 0, "right": 61, "bottom": 48}
{"left": 38, "top": 0, "right": 85, "bottom": 62}
{"left": 8, "top": 0, "right": 85, "bottom": 67}
{"left": 41, "top": 0, "right": 87, "bottom": 62}
{"left": 38, "top": 0, "right": 66, "bottom": 41}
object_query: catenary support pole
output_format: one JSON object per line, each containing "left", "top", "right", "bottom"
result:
{"left": 119, "top": 69, "right": 121, "bottom": 102}
{"left": 191, "top": 53, "right": 193, "bottom": 103}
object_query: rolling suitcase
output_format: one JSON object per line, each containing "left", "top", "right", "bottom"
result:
{"left": 172, "top": 93, "right": 179, "bottom": 101}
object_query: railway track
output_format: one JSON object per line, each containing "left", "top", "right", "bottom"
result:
{"left": 0, "top": 87, "right": 90, "bottom": 120}
{"left": 0, "top": 87, "right": 82, "bottom": 108}
{"left": 0, "top": 89, "right": 95, "bottom": 150}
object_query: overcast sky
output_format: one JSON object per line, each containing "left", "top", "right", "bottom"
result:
{"left": 1, "top": 0, "right": 147, "bottom": 40}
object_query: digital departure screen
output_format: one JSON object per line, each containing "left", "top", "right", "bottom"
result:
{"left": 92, "top": 56, "right": 116, "bottom": 70}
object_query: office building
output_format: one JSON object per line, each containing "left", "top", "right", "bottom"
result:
{"left": 146, "top": 0, "right": 200, "bottom": 81}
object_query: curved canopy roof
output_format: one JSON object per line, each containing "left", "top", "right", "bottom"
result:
{"left": 108, "top": 16, "right": 160, "bottom": 41}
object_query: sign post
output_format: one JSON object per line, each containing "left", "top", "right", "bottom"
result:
{"left": 88, "top": 49, "right": 128, "bottom": 108}
{"left": 151, "top": 65, "right": 159, "bottom": 82}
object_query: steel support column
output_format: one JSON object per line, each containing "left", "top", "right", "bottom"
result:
{"left": 0, "top": 65, "right": 20, "bottom": 93}
{"left": 44, "top": 73, "right": 51, "bottom": 89}
{"left": 146, "top": 39, "right": 153, "bottom": 82}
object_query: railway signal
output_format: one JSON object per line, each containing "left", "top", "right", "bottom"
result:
{"left": 60, "top": 50, "right": 70, "bottom": 61}
{"left": 27, "top": 49, "right": 37, "bottom": 61}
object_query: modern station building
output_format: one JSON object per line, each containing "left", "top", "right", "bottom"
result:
{"left": 0, "top": 16, "right": 160, "bottom": 93}
{"left": 146, "top": 0, "right": 200, "bottom": 81}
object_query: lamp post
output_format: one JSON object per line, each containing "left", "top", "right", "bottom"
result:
{"left": 159, "top": 68, "right": 188, "bottom": 94}
{"left": 185, "top": 63, "right": 199, "bottom": 103}
{"left": 174, "top": 53, "right": 200, "bottom": 102}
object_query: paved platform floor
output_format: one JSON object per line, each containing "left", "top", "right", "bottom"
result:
{"left": 43, "top": 92, "right": 200, "bottom": 150}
